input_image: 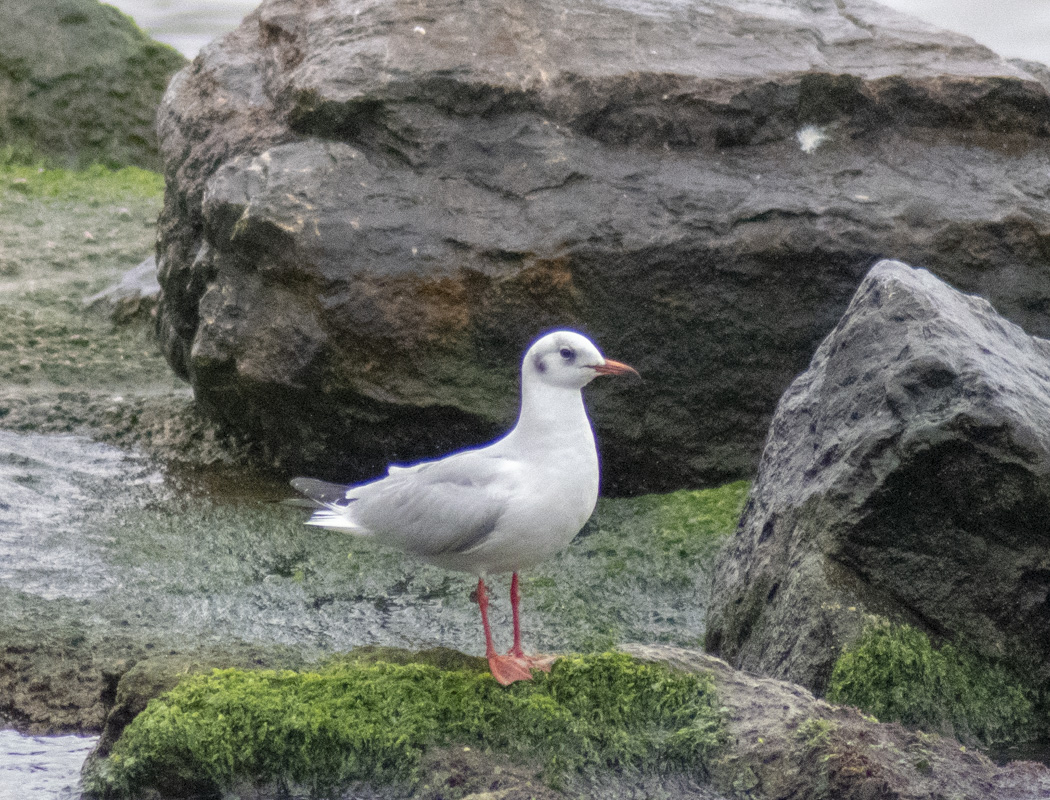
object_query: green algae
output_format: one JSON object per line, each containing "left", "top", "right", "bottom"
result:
{"left": 84, "top": 652, "right": 725, "bottom": 798}
{"left": 826, "top": 621, "right": 1035, "bottom": 747}
{"left": 0, "top": 162, "right": 182, "bottom": 398}
{"left": 53, "top": 480, "right": 749, "bottom": 666}
{"left": 0, "top": 163, "right": 164, "bottom": 201}
{"left": 529, "top": 482, "right": 750, "bottom": 652}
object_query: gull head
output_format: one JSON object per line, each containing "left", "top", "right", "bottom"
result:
{"left": 523, "top": 330, "right": 638, "bottom": 390}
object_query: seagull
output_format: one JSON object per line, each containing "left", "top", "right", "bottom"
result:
{"left": 290, "top": 330, "right": 638, "bottom": 685}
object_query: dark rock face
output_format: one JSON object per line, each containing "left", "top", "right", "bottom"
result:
{"left": 155, "top": 0, "right": 1050, "bottom": 492}
{"left": 0, "top": 0, "right": 185, "bottom": 169}
{"left": 706, "top": 260, "right": 1050, "bottom": 695}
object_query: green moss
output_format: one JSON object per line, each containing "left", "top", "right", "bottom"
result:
{"left": 0, "top": 163, "right": 164, "bottom": 201}
{"left": 85, "top": 652, "right": 725, "bottom": 798}
{"left": 826, "top": 621, "right": 1034, "bottom": 746}
{"left": 531, "top": 481, "right": 749, "bottom": 651}
{"left": 628, "top": 481, "right": 750, "bottom": 565}
{"left": 796, "top": 717, "right": 836, "bottom": 751}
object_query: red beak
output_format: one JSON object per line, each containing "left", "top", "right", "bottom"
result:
{"left": 592, "top": 359, "right": 640, "bottom": 377}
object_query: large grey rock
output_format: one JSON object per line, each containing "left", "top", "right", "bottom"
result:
{"left": 706, "top": 260, "right": 1050, "bottom": 695}
{"left": 155, "top": 0, "right": 1050, "bottom": 492}
{"left": 0, "top": 0, "right": 185, "bottom": 168}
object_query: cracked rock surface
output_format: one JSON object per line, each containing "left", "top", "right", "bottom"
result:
{"left": 156, "top": 0, "right": 1050, "bottom": 492}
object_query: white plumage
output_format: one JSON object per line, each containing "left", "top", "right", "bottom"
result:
{"left": 291, "top": 329, "right": 637, "bottom": 684}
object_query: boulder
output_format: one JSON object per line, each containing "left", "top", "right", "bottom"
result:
{"left": 0, "top": 0, "right": 186, "bottom": 169}
{"left": 706, "top": 260, "right": 1050, "bottom": 699}
{"left": 155, "top": 0, "right": 1050, "bottom": 492}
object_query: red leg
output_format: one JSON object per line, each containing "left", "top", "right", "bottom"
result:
{"left": 506, "top": 573, "right": 556, "bottom": 673}
{"left": 475, "top": 577, "right": 532, "bottom": 686}
{"left": 509, "top": 572, "right": 524, "bottom": 659}
{"left": 476, "top": 577, "right": 498, "bottom": 658}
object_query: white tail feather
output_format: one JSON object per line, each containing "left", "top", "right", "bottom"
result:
{"left": 305, "top": 506, "right": 370, "bottom": 534}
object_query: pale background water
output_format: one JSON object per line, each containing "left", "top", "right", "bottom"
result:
{"left": 105, "top": 0, "right": 1050, "bottom": 64}
{"left": 4, "top": 1, "right": 1049, "bottom": 798}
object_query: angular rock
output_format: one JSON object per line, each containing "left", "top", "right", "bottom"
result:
{"left": 155, "top": 0, "right": 1050, "bottom": 492}
{"left": 0, "top": 0, "right": 186, "bottom": 169}
{"left": 706, "top": 260, "right": 1050, "bottom": 698}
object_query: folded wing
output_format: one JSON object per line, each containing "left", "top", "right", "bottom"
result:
{"left": 293, "top": 449, "right": 514, "bottom": 558}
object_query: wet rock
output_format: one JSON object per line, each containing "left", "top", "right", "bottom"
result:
{"left": 81, "top": 644, "right": 1050, "bottom": 800}
{"left": 155, "top": 0, "right": 1050, "bottom": 492}
{"left": 0, "top": 0, "right": 185, "bottom": 168}
{"left": 706, "top": 260, "right": 1050, "bottom": 702}
{"left": 84, "top": 256, "right": 161, "bottom": 324}
{"left": 86, "top": 649, "right": 306, "bottom": 766}
{"left": 628, "top": 644, "right": 1050, "bottom": 800}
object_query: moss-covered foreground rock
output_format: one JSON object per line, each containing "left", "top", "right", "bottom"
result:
{"left": 827, "top": 621, "right": 1039, "bottom": 747}
{"left": 84, "top": 644, "right": 1050, "bottom": 800}
{"left": 83, "top": 652, "right": 725, "bottom": 798}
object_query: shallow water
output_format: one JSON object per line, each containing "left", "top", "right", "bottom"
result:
{"left": 0, "top": 730, "right": 97, "bottom": 800}
{"left": 0, "top": 430, "right": 160, "bottom": 601}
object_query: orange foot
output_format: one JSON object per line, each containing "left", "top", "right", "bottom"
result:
{"left": 487, "top": 653, "right": 534, "bottom": 685}
{"left": 507, "top": 649, "right": 558, "bottom": 673}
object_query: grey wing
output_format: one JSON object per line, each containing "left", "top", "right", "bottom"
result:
{"left": 350, "top": 452, "right": 512, "bottom": 557}
{"left": 290, "top": 477, "right": 352, "bottom": 505}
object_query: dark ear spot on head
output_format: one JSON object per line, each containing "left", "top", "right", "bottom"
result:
{"left": 533, "top": 352, "right": 547, "bottom": 373}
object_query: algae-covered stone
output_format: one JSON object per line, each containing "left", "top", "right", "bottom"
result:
{"left": 628, "top": 644, "right": 1050, "bottom": 800}
{"left": 83, "top": 651, "right": 726, "bottom": 798}
{"left": 0, "top": 0, "right": 185, "bottom": 168}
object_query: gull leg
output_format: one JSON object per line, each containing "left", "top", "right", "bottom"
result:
{"left": 475, "top": 577, "right": 532, "bottom": 685}
{"left": 509, "top": 571, "right": 524, "bottom": 659}
{"left": 506, "top": 572, "right": 556, "bottom": 672}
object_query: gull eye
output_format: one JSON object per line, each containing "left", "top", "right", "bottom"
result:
{"left": 559, "top": 347, "right": 575, "bottom": 361}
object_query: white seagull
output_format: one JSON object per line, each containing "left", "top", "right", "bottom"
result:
{"left": 291, "top": 330, "right": 638, "bottom": 685}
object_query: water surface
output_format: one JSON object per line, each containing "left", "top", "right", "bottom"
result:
{"left": 0, "top": 730, "right": 97, "bottom": 800}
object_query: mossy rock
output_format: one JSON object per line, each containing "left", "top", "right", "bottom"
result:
{"left": 0, "top": 0, "right": 186, "bottom": 168}
{"left": 83, "top": 651, "right": 725, "bottom": 798}
{"left": 827, "top": 620, "right": 1040, "bottom": 748}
